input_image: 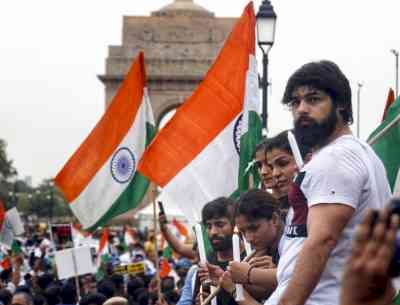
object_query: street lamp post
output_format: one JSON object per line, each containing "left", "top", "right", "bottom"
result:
{"left": 256, "top": 0, "right": 277, "bottom": 134}
{"left": 391, "top": 49, "right": 399, "bottom": 98}
{"left": 356, "top": 82, "right": 363, "bottom": 138}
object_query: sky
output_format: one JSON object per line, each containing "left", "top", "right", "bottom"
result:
{"left": 1, "top": 0, "right": 399, "bottom": 186}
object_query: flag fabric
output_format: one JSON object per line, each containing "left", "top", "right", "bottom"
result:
{"left": 368, "top": 95, "right": 400, "bottom": 192}
{"left": 159, "top": 257, "right": 171, "bottom": 278}
{"left": 0, "top": 200, "right": 5, "bottom": 231}
{"left": 96, "top": 228, "right": 110, "bottom": 268}
{"left": 382, "top": 88, "right": 395, "bottom": 122}
{"left": 55, "top": 52, "right": 156, "bottom": 231}
{"left": 138, "top": 3, "right": 258, "bottom": 223}
{"left": 172, "top": 218, "right": 188, "bottom": 237}
{"left": 124, "top": 226, "right": 137, "bottom": 246}
{"left": 0, "top": 208, "right": 24, "bottom": 248}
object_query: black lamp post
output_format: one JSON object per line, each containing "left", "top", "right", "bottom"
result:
{"left": 256, "top": 0, "right": 277, "bottom": 134}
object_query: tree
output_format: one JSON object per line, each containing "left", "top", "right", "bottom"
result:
{"left": 0, "top": 139, "right": 17, "bottom": 201}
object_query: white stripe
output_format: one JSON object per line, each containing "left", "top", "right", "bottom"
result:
{"left": 160, "top": 115, "right": 241, "bottom": 224}
{"left": 241, "top": 54, "right": 260, "bottom": 136}
{"left": 393, "top": 168, "right": 400, "bottom": 197}
{"left": 71, "top": 90, "right": 154, "bottom": 229}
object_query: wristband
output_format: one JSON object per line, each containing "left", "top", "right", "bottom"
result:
{"left": 247, "top": 266, "right": 254, "bottom": 285}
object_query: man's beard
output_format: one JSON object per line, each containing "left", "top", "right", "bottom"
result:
{"left": 294, "top": 107, "right": 338, "bottom": 150}
{"left": 210, "top": 235, "right": 232, "bottom": 251}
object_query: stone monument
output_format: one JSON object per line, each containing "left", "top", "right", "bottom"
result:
{"left": 98, "top": 0, "right": 237, "bottom": 126}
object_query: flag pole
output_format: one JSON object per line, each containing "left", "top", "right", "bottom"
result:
{"left": 150, "top": 184, "right": 162, "bottom": 300}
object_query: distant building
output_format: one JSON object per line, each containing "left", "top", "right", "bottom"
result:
{"left": 98, "top": 0, "right": 237, "bottom": 126}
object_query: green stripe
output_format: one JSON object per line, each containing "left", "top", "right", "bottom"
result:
{"left": 238, "top": 110, "right": 262, "bottom": 194}
{"left": 87, "top": 122, "right": 156, "bottom": 232}
{"left": 368, "top": 97, "right": 400, "bottom": 191}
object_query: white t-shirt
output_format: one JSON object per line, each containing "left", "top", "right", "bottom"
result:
{"left": 265, "top": 135, "right": 391, "bottom": 305}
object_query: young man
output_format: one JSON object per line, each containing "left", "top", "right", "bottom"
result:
{"left": 267, "top": 60, "right": 391, "bottom": 305}
{"left": 197, "top": 197, "right": 238, "bottom": 305}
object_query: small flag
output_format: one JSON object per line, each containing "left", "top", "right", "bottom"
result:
{"left": 96, "top": 228, "right": 110, "bottom": 268}
{"left": 382, "top": 88, "right": 395, "bottom": 122}
{"left": 172, "top": 218, "right": 188, "bottom": 237}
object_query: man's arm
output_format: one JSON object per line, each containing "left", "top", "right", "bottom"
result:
{"left": 159, "top": 214, "right": 196, "bottom": 259}
{"left": 278, "top": 203, "right": 354, "bottom": 305}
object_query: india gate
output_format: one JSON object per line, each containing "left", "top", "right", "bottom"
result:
{"left": 98, "top": 0, "right": 237, "bottom": 127}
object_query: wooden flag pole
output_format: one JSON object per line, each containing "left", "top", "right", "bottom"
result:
{"left": 151, "top": 183, "right": 162, "bottom": 301}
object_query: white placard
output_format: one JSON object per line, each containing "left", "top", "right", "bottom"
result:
{"left": 55, "top": 249, "right": 75, "bottom": 280}
{"left": 55, "top": 246, "right": 96, "bottom": 280}
{"left": 7, "top": 208, "right": 24, "bottom": 235}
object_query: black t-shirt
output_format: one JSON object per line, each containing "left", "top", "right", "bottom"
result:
{"left": 206, "top": 251, "right": 243, "bottom": 305}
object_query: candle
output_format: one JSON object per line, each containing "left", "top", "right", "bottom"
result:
{"left": 195, "top": 223, "right": 207, "bottom": 264}
{"left": 244, "top": 237, "right": 252, "bottom": 257}
{"left": 288, "top": 131, "right": 304, "bottom": 168}
{"left": 232, "top": 227, "right": 244, "bottom": 301}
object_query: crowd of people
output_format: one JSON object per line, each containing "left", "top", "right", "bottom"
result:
{"left": 0, "top": 59, "right": 397, "bottom": 305}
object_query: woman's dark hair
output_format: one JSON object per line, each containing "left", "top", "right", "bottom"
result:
{"left": 236, "top": 189, "right": 278, "bottom": 221}
{"left": 282, "top": 60, "right": 353, "bottom": 124}
{"left": 202, "top": 197, "right": 236, "bottom": 225}
{"left": 265, "top": 130, "right": 310, "bottom": 159}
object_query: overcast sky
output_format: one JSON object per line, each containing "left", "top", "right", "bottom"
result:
{"left": 1, "top": 0, "right": 399, "bottom": 186}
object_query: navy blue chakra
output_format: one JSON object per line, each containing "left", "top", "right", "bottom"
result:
{"left": 233, "top": 114, "right": 243, "bottom": 155}
{"left": 110, "top": 147, "right": 136, "bottom": 184}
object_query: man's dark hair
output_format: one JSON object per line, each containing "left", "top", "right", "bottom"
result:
{"left": 79, "top": 293, "right": 107, "bottom": 305}
{"left": 37, "top": 273, "right": 54, "bottom": 291}
{"left": 202, "top": 197, "right": 236, "bottom": 225}
{"left": 282, "top": 60, "right": 353, "bottom": 124}
{"left": 43, "top": 285, "right": 61, "bottom": 305}
{"left": 97, "top": 280, "right": 115, "bottom": 299}
{"left": 60, "top": 282, "right": 77, "bottom": 304}
{"left": 13, "top": 292, "right": 34, "bottom": 305}
{"left": 127, "top": 277, "right": 145, "bottom": 297}
{"left": 0, "top": 289, "right": 12, "bottom": 305}
{"left": 110, "top": 274, "right": 125, "bottom": 291}
{"left": 236, "top": 190, "right": 278, "bottom": 221}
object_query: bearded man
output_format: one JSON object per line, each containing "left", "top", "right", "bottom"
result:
{"left": 265, "top": 60, "right": 392, "bottom": 305}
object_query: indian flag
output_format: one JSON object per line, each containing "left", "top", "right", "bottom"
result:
{"left": 138, "top": 3, "right": 258, "bottom": 223}
{"left": 96, "top": 228, "right": 110, "bottom": 268}
{"left": 368, "top": 94, "right": 400, "bottom": 195}
{"left": 55, "top": 52, "right": 156, "bottom": 231}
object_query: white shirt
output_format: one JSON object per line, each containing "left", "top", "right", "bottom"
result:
{"left": 266, "top": 135, "right": 392, "bottom": 305}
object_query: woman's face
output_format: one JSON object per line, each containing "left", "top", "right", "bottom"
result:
{"left": 235, "top": 214, "right": 278, "bottom": 251}
{"left": 255, "top": 150, "right": 273, "bottom": 189}
{"left": 267, "top": 148, "right": 298, "bottom": 196}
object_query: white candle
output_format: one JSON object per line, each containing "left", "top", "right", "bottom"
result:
{"left": 232, "top": 228, "right": 244, "bottom": 301}
{"left": 195, "top": 223, "right": 207, "bottom": 264}
{"left": 243, "top": 237, "right": 252, "bottom": 257}
{"left": 288, "top": 131, "right": 304, "bottom": 168}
